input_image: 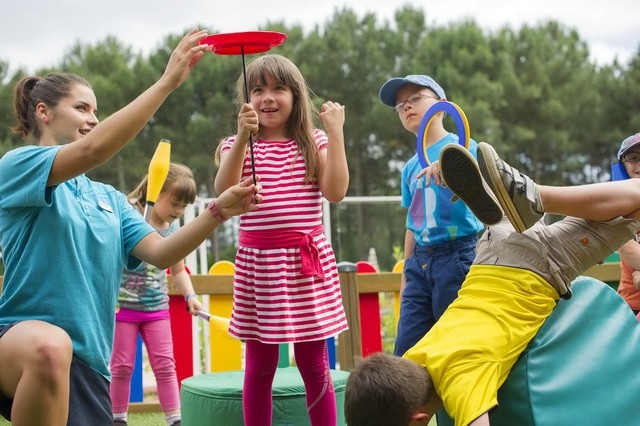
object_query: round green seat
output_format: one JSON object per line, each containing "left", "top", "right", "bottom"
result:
{"left": 181, "top": 367, "right": 349, "bottom": 425}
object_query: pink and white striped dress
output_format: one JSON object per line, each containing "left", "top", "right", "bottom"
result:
{"left": 220, "top": 130, "right": 348, "bottom": 343}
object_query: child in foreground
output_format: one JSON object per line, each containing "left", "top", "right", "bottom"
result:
{"left": 111, "top": 163, "right": 204, "bottom": 426}
{"left": 345, "top": 142, "right": 640, "bottom": 426}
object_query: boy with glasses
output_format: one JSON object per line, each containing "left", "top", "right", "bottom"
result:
{"left": 615, "top": 133, "right": 640, "bottom": 314}
{"left": 379, "top": 75, "right": 483, "bottom": 356}
{"left": 618, "top": 132, "right": 640, "bottom": 167}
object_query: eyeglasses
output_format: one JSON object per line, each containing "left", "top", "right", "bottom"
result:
{"left": 622, "top": 152, "right": 640, "bottom": 163}
{"left": 394, "top": 93, "right": 439, "bottom": 114}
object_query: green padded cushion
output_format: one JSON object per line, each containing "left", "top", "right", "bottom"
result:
{"left": 438, "top": 277, "right": 640, "bottom": 425}
{"left": 181, "top": 367, "right": 349, "bottom": 426}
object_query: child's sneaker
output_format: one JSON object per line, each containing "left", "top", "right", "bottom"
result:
{"left": 439, "top": 143, "right": 503, "bottom": 226}
{"left": 477, "top": 142, "right": 544, "bottom": 232}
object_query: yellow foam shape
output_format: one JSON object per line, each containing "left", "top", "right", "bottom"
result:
{"left": 209, "top": 261, "right": 241, "bottom": 372}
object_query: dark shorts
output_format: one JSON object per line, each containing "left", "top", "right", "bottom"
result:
{"left": 0, "top": 323, "right": 112, "bottom": 425}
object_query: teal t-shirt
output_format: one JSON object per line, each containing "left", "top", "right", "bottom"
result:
{"left": 401, "top": 133, "right": 483, "bottom": 246}
{"left": 0, "top": 145, "right": 155, "bottom": 379}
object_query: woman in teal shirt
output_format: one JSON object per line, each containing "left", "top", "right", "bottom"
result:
{"left": 0, "top": 29, "right": 262, "bottom": 425}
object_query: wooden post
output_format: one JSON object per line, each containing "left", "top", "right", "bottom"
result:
{"left": 337, "top": 262, "right": 362, "bottom": 371}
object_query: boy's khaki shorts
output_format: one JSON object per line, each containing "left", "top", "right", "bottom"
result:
{"left": 474, "top": 216, "right": 640, "bottom": 298}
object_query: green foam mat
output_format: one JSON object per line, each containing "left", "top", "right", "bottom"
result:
{"left": 181, "top": 367, "right": 349, "bottom": 425}
{"left": 437, "top": 277, "right": 640, "bottom": 425}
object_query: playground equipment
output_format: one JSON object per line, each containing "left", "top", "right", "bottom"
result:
{"left": 181, "top": 367, "right": 350, "bottom": 426}
{"left": 207, "top": 261, "right": 241, "bottom": 372}
{"left": 3, "top": 256, "right": 623, "bottom": 415}
{"left": 355, "top": 261, "right": 381, "bottom": 356}
{"left": 143, "top": 139, "right": 171, "bottom": 222}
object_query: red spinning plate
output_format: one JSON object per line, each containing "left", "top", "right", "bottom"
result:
{"left": 199, "top": 31, "right": 287, "bottom": 55}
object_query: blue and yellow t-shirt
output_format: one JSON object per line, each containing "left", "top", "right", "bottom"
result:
{"left": 402, "top": 133, "right": 483, "bottom": 246}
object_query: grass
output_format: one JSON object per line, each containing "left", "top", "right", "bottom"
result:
{"left": 128, "top": 413, "right": 167, "bottom": 425}
{"left": 1, "top": 413, "right": 167, "bottom": 425}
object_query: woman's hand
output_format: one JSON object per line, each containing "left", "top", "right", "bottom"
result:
{"left": 160, "top": 28, "right": 209, "bottom": 90}
{"left": 216, "top": 175, "right": 263, "bottom": 218}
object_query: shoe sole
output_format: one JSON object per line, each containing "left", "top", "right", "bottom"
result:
{"left": 477, "top": 143, "right": 527, "bottom": 232}
{"left": 440, "top": 144, "right": 502, "bottom": 226}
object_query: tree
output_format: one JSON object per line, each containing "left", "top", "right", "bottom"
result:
{"left": 491, "top": 22, "right": 601, "bottom": 184}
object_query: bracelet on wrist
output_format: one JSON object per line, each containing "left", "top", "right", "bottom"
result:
{"left": 208, "top": 199, "right": 228, "bottom": 223}
{"left": 185, "top": 293, "right": 197, "bottom": 302}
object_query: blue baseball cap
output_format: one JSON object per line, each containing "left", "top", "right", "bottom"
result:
{"left": 617, "top": 132, "right": 640, "bottom": 160}
{"left": 379, "top": 75, "right": 447, "bottom": 107}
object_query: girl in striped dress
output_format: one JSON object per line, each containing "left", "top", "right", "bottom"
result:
{"left": 214, "top": 54, "right": 349, "bottom": 426}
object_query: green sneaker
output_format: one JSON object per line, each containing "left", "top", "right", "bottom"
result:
{"left": 477, "top": 142, "right": 544, "bottom": 232}
{"left": 439, "top": 143, "right": 503, "bottom": 226}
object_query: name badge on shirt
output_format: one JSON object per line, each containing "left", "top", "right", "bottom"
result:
{"left": 98, "top": 201, "right": 113, "bottom": 213}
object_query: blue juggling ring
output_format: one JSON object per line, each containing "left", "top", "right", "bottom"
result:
{"left": 416, "top": 101, "right": 470, "bottom": 168}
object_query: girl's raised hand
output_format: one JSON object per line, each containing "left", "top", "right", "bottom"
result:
{"left": 237, "top": 103, "right": 259, "bottom": 144}
{"left": 160, "top": 28, "right": 209, "bottom": 90}
{"left": 319, "top": 101, "right": 345, "bottom": 135}
{"left": 216, "top": 176, "right": 263, "bottom": 218}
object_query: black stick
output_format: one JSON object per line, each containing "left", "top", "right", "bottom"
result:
{"left": 241, "top": 47, "right": 257, "bottom": 186}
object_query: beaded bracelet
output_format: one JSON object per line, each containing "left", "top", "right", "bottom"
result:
{"left": 208, "top": 199, "right": 228, "bottom": 223}
{"left": 185, "top": 293, "right": 197, "bottom": 302}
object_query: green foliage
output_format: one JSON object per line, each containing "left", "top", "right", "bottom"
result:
{"left": 1, "top": 6, "right": 639, "bottom": 265}
{"left": 392, "top": 245, "right": 404, "bottom": 264}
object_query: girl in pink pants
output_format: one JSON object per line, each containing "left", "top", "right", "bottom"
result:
{"left": 110, "top": 163, "right": 203, "bottom": 426}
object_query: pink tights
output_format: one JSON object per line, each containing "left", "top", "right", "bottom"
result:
{"left": 110, "top": 319, "right": 180, "bottom": 413}
{"left": 243, "top": 339, "right": 336, "bottom": 426}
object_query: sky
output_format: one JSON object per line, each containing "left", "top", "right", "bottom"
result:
{"left": 1, "top": 0, "right": 639, "bottom": 75}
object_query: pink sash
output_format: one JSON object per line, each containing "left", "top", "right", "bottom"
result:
{"left": 239, "top": 226, "right": 326, "bottom": 280}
